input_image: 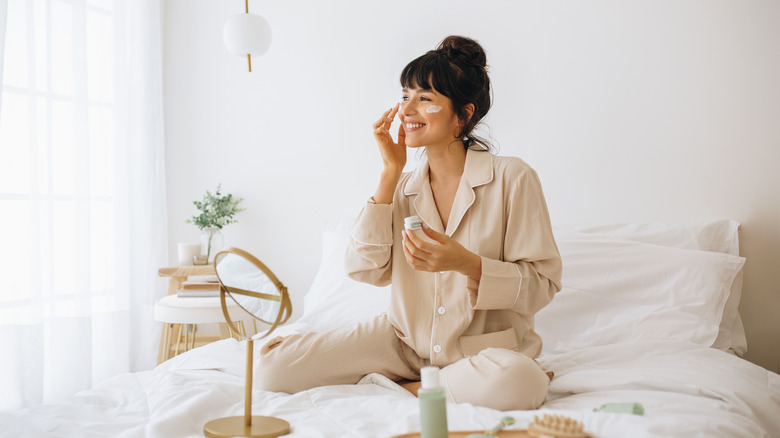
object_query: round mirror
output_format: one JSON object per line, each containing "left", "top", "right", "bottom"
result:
{"left": 213, "top": 248, "right": 291, "bottom": 340}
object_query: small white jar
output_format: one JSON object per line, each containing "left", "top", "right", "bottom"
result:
{"left": 404, "top": 215, "right": 437, "bottom": 244}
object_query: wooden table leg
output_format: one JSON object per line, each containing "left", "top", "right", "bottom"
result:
{"left": 168, "top": 276, "right": 186, "bottom": 295}
{"left": 157, "top": 322, "right": 172, "bottom": 364}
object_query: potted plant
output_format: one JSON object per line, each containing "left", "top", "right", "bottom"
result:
{"left": 187, "top": 184, "right": 245, "bottom": 263}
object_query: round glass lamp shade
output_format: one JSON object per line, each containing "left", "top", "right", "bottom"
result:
{"left": 223, "top": 13, "right": 272, "bottom": 56}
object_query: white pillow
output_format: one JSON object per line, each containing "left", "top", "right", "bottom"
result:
{"left": 535, "top": 229, "right": 745, "bottom": 355}
{"left": 570, "top": 220, "right": 746, "bottom": 355}
{"left": 572, "top": 220, "right": 740, "bottom": 255}
{"left": 298, "top": 219, "right": 390, "bottom": 331}
{"left": 298, "top": 218, "right": 746, "bottom": 356}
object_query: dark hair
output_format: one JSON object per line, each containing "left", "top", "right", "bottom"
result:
{"left": 400, "top": 35, "right": 493, "bottom": 151}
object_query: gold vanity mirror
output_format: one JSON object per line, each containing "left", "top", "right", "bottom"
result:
{"left": 203, "top": 248, "right": 292, "bottom": 438}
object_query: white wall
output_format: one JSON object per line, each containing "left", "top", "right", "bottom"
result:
{"left": 163, "top": 0, "right": 780, "bottom": 372}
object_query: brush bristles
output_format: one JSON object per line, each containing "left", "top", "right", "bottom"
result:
{"left": 528, "top": 414, "right": 588, "bottom": 438}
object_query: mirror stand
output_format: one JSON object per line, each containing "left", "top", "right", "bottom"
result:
{"left": 203, "top": 338, "right": 289, "bottom": 438}
{"left": 203, "top": 248, "right": 293, "bottom": 438}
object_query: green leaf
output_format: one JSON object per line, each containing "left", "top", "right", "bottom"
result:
{"left": 186, "top": 183, "right": 245, "bottom": 230}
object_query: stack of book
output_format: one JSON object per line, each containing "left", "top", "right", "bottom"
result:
{"left": 177, "top": 275, "right": 220, "bottom": 298}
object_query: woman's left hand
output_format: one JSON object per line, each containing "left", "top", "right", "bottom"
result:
{"left": 403, "top": 226, "right": 482, "bottom": 281}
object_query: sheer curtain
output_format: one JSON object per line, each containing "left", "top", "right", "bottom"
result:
{"left": 0, "top": 0, "right": 6, "bottom": 109}
{"left": 0, "top": 0, "right": 167, "bottom": 410}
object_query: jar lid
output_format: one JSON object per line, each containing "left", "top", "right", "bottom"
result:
{"left": 404, "top": 215, "right": 422, "bottom": 229}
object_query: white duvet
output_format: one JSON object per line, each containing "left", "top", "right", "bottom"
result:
{"left": 3, "top": 322, "right": 779, "bottom": 438}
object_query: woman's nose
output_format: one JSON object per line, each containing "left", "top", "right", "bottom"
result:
{"left": 400, "top": 99, "right": 416, "bottom": 115}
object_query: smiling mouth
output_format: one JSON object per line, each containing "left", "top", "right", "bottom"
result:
{"left": 405, "top": 122, "right": 426, "bottom": 131}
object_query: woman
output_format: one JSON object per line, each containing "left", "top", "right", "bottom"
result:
{"left": 257, "top": 36, "right": 561, "bottom": 411}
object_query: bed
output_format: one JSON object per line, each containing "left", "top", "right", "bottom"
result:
{"left": 2, "top": 219, "right": 779, "bottom": 438}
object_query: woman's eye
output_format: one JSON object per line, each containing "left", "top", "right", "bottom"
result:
{"left": 401, "top": 96, "right": 409, "bottom": 101}
{"left": 420, "top": 96, "right": 431, "bottom": 102}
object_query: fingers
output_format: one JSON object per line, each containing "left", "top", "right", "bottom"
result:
{"left": 397, "top": 115, "right": 406, "bottom": 147}
{"left": 402, "top": 238, "right": 423, "bottom": 266}
{"left": 421, "top": 226, "right": 445, "bottom": 244}
{"left": 387, "top": 103, "right": 399, "bottom": 123}
{"left": 403, "top": 232, "right": 443, "bottom": 272}
{"left": 373, "top": 103, "right": 400, "bottom": 137}
{"left": 374, "top": 104, "right": 398, "bottom": 127}
{"left": 403, "top": 229, "right": 426, "bottom": 251}
{"left": 402, "top": 233, "right": 434, "bottom": 271}
{"left": 403, "top": 229, "right": 433, "bottom": 259}
{"left": 373, "top": 107, "right": 393, "bottom": 131}
{"left": 382, "top": 104, "right": 398, "bottom": 132}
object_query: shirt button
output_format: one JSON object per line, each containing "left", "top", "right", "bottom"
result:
{"left": 437, "top": 306, "right": 446, "bottom": 315}
{"left": 433, "top": 344, "right": 442, "bottom": 353}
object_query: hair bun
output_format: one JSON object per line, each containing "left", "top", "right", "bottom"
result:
{"left": 437, "top": 35, "right": 487, "bottom": 69}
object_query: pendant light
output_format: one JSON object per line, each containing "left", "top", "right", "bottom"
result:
{"left": 223, "top": 0, "right": 272, "bottom": 72}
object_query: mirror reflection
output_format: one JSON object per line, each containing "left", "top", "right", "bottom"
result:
{"left": 214, "top": 249, "right": 291, "bottom": 340}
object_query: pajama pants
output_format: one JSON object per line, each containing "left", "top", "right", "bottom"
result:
{"left": 255, "top": 314, "right": 549, "bottom": 411}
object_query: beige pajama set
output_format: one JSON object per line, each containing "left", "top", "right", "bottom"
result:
{"left": 257, "top": 149, "right": 562, "bottom": 411}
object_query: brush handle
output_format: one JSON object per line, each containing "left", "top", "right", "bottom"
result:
{"left": 466, "top": 416, "right": 516, "bottom": 437}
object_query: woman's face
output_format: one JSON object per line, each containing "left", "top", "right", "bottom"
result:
{"left": 400, "top": 86, "right": 461, "bottom": 149}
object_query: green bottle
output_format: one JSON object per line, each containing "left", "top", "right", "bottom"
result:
{"left": 419, "top": 366, "right": 448, "bottom": 438}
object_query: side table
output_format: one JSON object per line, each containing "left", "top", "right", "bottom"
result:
{"left": 158, "top": 265, "right": 216, "bottom": 295}
{"left": 157, "top": 265, "right": 217, "bottom": 363}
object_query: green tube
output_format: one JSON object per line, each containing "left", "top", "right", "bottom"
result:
{"left": 419, "top": 367, "right": 448, "bottom": 438}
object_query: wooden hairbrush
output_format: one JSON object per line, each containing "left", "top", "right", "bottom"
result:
{"left": 527, "top": 414, "right": 592, "bottom": 438}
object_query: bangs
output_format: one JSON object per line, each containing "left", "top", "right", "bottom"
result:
{"left": 400, "top": 52, "right": 452, "bottom": 95}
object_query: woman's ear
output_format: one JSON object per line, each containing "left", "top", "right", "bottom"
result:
{"left": 454, "top": 103, "right": 476, "bottom": 135}
{"left": 464, "top": 103, "right": 475, "bottom": 124}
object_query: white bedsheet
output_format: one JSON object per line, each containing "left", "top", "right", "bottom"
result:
{"left": 3, "top": 323, "right": 779, "bottom": 438}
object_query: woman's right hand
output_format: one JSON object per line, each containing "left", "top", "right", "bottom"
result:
{"left": 372, "top": 103, "right": 406, "bottom": 173}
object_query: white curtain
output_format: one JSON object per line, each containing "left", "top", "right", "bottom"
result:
{"left": 0, "top": 0, "right": 6, "bottom": 109}
{"left": 0, "top": 0, "right": 168, "bottom": 410}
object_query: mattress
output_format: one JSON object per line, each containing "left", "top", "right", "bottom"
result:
{"left": 2, "top": 322, "right": 779, "bottom": 438}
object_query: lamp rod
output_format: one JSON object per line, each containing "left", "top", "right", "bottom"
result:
{"left": 246, "top": 0, "right": 252, "bottom": 72}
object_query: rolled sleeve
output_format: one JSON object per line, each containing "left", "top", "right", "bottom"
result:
{"left": 349, "top": 202, "right": 394, "bottom": 247}
{"left": 344, "top": 202, "right": 395, "bottom": 287}
{"left": 472, "top": 257, "right": 522, "bottom": 310}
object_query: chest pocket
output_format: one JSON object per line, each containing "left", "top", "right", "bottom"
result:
{"left": 458, "top": 328, "right": 519, "bottom": 357}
